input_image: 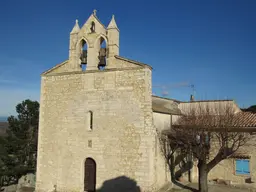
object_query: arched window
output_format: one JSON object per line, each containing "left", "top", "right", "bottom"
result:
{"left": 90, "top": 21, "right": 95, "bottom": 33}
{"left": 80, "top": 39, "right": 88, "bottom": 71}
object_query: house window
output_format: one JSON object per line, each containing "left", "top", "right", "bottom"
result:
{"left": 235, "top": 159, "right": 250, "bottom": 175}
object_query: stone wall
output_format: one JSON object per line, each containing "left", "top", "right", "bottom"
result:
{"left": 153, "top": 112, "right": 172, "bottom": 188}
{"left": 208, "top": 136, "right": 256, "bottom": 186}
{"left": 36, "top": 65, "right": 157, "bottom": 192}
{"left": 153, "top": 113, "right": 171, "bottom": 132}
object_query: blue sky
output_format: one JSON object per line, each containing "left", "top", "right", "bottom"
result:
{"left": 0, "top": 0, "right": 255, "bottom": 116}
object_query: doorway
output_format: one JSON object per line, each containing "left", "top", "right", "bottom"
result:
{"left": 84, "top": 158, "right": 96, "bottom": 192}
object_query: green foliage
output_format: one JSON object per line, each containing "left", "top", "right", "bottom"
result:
{"left": 241, "top": 105, "right": 256, "bottom": 113}
{"left": 245, "top": 105, "right": 256, "bottom": 113}
{"left": 0, "top": 99, "right": 39, "bottom": 187}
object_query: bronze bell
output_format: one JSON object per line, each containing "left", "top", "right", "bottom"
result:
{"left": 98, "top": 48, "right": 107, "bottom": 67}
{"left": 98, "top": 57, "right": 106, "bottom": 67}
{"left": 80, "top": 50, "right": 88, "bottom": 64}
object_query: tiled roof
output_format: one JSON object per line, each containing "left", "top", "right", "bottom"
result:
{"left": 173, "top": 112, "right": 256, "bottom": 128}
{"left": 152, "top": 95, "right": 181, "bottom": 103}
{"left": 180, "top": 99, "right": 233, "bottom": 103}
{"left": 233, "top": 112, "right": 256, "bottom": 127}
{"left": 152, "top": 96, "right": 181, "bottom": 115}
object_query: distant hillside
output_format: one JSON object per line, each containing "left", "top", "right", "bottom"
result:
{"left": 241, "top": 105, "right": 256, "bottom": 113}
{"left": 0, "top": 116, "right": 8, "bottom": 122}
{"left": 242, "top": 105, "right": 256, "bottom": 113}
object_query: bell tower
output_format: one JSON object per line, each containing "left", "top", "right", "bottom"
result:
{"left": 68, "top": 10, "right": 120, "bottom": 71}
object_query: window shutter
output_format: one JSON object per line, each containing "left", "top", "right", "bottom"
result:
{"left": 242, "top": 159, "right": 250, "bottom": 174}
{"left": 235, "top": 159, "right": 243, "bottom": 174}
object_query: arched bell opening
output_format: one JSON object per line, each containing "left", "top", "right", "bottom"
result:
{"left": 90, "top": 21, "right": 96, "bottom": 33}
{"left": 80, "top": 39, "right": 88, "bottom": 71}
{"left": 96, "top": 36, "right": 108, "bottom": 71}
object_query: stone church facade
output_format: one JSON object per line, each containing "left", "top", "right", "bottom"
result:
{"left": 36, "top": 11, "right": 172, "bottom": 192}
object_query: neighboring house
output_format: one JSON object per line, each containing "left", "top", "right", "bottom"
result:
{"left": 206, "top": 111, "right": 256, "bottom": 185}
{"left": 166, "top": 100, "right": 256, "bottom": 186}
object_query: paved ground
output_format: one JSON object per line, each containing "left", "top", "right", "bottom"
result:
{"left": 168, "top": 183, "right": 256, "bottom": 192}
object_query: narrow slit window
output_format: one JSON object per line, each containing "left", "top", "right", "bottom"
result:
{"left": 88, "top": 111, "right": 93, "bottom": 130}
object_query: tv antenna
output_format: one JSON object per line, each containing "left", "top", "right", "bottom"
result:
{"left": 153, "top": 82, "right": 195, "bottom": 97}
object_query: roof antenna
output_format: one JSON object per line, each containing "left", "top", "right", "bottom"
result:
{"left": 190, "top": 94, "right": 195, "bottom": 102}
{"left": 190, "top": 84, "right": 195, "bottom": 101}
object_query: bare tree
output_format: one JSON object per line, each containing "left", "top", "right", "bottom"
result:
{"left": 159, "top": 102, "right": 254, "bottom": 192}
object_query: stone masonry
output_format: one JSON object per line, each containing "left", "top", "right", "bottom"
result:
{"left": 35, "top": 11, "right": 162, "bottom": 192}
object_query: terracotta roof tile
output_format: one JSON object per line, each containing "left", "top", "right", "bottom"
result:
{"left": 174, "top": 112, "right": 256, "bottom": 128}
{"left": 233, "top": 112, "right": 256, "bottom": 127}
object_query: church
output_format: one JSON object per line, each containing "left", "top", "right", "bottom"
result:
{"left": 36, "top": 10, "right": 175, "bottom": 192}
{"left": 35, "top": 10, "right": 256, "bottom": 192}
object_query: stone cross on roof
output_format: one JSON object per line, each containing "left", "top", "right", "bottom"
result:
{"left": 93, "top": 9, "right": 97, "bottom": 16}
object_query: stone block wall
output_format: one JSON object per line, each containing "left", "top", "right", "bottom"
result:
{"left": 36, "top": 66, "right": 157, "bottom": 192}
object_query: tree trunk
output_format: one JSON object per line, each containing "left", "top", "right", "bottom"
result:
{"left": 170, "top": 154, "right": 176, "bottom": 181}
{"left": 198, "top": 159, "right": 208, "bottom": 192}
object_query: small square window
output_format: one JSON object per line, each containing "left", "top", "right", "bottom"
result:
{"left": 88, "top": 140, "right": 92, "bottom": 148}
{"left": 235, "top": 159, "right": 250, "bottom": 175}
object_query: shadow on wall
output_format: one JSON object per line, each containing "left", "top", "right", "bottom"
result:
{"left": 174, "top": 153, "right": 193, "bottom": 181}
{"left": 96, "top": 176, "right": 141, "bottom": 192}
{"left": 168, "top": 152, "right": 198, "bottom": 192}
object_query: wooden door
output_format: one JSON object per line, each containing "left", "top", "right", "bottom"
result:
{"left": 84, "top": 158, "right": 96, "bottom": 192}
